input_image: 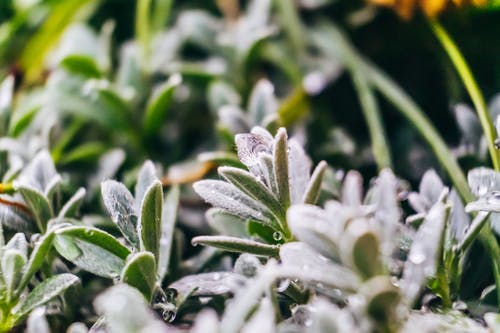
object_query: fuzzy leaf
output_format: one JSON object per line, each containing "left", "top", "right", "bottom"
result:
{"left": 17, "top": 185, "right": 53, "bottom": 232}
{"left": 468, "top": 167, "right": 500, "bottom": 197}
{"left": 54, "top": 226, "right": 130, "bottom": 278}
{"left": 2, "top": 249, "right": 26, "bottom": 298}
{"left": 401, "top": 194, "right": 449, "bottom": 305}
{"left": 121, "top": 252, "right": 156, "bottom": 301}
{"left": 206, "top": 208, "right": 248, "bottom": 238}
{"left": 60, "top": 54, "right": 102, "bottom": 78}
{"left": 287, "top": 139, "right": 312, "bottom": 205}
{"left": 143, "top": 74, "right": 182, "bottom": 136}
{"left": 13, "top": 274, "right": 80, "bottom": 321}
{"left": 303, "top": 161, "right": 327, "bottom": 204}
{"left": 158, "top": 185, "right": 179, "bottom": 280}
{"left": 194, "top": 180, "right": 274, "bottom": 226}
{"left": 139, "top": 181, "right": 162, "bottom": 261}
{"left": 248, "top": 79, "right": 277, "bottom": 126}
{"left": 169, "top": 272, "right": 246, "bottom": 297}
{"left": 273, "top": 128, "right": 290, "bottom": 207}
{"left": 101, "top": 180, "right": 139, "bottom": 247}
{"left": 134, "top": 160, "right": 158, "bottom": 210}
{"left": 218, "top": 167, "right": 285, "bottom": 227}
{"left": 59, "top": 188, "right": 86, "bottom": 218}
{"left": 192, "top": 236, "right": 280, "bottom": 257}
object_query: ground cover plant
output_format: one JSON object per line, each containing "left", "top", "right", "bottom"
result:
{"left": 2, "top": 0, "right": 500, "bottom": 332}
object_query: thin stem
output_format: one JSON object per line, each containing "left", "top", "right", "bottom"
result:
{"left": 152, "top": 0, "right": 174, "bottom": 33}
{"left": 351, "top": 68, "right": 393, "bottom": 170}
{"left": 274, "top": 0, "right": 304, "bottom": 57}
{"left": 361, "top": 57, "right": 471, "bottom": 201}
{"left": 429, "top": 18, "right": 500, "bottom": 171}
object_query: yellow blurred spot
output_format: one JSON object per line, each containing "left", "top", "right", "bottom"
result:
{"left": 367, "top": 0, "right": 487, "bottom": 19}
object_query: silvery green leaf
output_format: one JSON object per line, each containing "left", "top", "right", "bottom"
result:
{"left": 5, "top": 232, "right": 28, "bottom": 256}
{"left": 235, "top": 132, "right": 272, "bottom": 173}
{"left": 94, "top": 284, "right": 167, "bottom": 333}
{"left": 139, "top": 181, "right": 163, "bottom": 260}
{"left": 303, "top": 161, "right": 328, "bottom": 204}
{"left": 485, "top": 312, "right": 500, "bottom": 332}
{"left": 17, "top": 185, "right": 53, "bottom": 232}
{"left": 143, "top": 74, "right": 181, "bottom": 136}
{"left": 219, "top": 166, "right": 286, "bottom": 228}
{"left": 54, "top": 226, "right": 130, "bottom": 279}
{"left": 208, "top": 80, "right": 241, "bottom": 113}
{"left": 454, "top": 104, "right": 482, "bottom": 150}
{"left": 26, "top": 307, "right": 50, "bottom": 333}
{"left": 101, "top": 180, "right": 139, "bottom": 247}
{"left": 177, "top": 10, "right": 221, "bottom": 51}
{"left": 468, "top": 167, "right": 500, "bottom": 197}
{"left": 342, "top": 170, "right": 363, "bottom": 206}
{"left": 205, "top": 208, "right": 247, "bottom": 238}
{"left": 490, "top": 213, "right": 500, "bottom": 236}
{"left": 66, "top": 322, "right": 89, "bottom": 333}
{"left": 287, "top": 205, "right": 339, "bottom": 260}
{"left": 193, "top": 180, "right": 275, "bottom": 227}
{"left": 307, "top": 297, "right": 356, "bottom": 333}
{"left": 273, "top": 128, "right": 291, "bottom": 207}
{"left": 218, "top": 105, "right": 251, "bottom": 135}
{"left": 258, "top": 153, "right": 278, "bottom": 194}
{"left": 360, "top": 276, "right": 401, "bottom": 327}
{"left": 158, "top": 185, "right": 179, "bottom": 280}
{"left": 120, "top": 252, "right": 156, "bottom": 301}
{"left": 2, "top": 249, "right": 26, "bottom": 299}
{"left": 465, "top": 191, "right": 500, "bottom": 213}
{"left": 241, "top": 298, "right": 275, "bottom": 333}
{"left": 288, "top": 139, "right": 312, "bottom": 205}
{"left": 401, "top": 311, "right": 488, "bottom": 333}
{"left": 17, "top": 150, "right": 57, "bottom": 193}
{"left": 169, "top": 272, "right": 246, "bottom": 297}
{"left": 449, "top": 190, "right": 470, "bottom": 243}
{"left": 198, "top": 151, "right": 246, "bottom": 169}
{"left": 280, "top": 242, "right": 360, "bottom": 291}
{"left": 343, "top": 221, "right": 382, "bottom": 279}
{"left": 134, "top": 160, "right": 158, "bottom": 210}
{"left": 192, "top": 235, "right": 280, "bottom": 257}
{"left": 407, "top": 169, "right": 445, "bottom": 214}
{"left": 88, "top": 149, "right": 125, "bottom": 193}
{"left": 59, "top": 188, "right": 86, "bottom": 218}
{"left": 18, "top": 231, "right": 55, "bottom": 295}
{"left": 401, "top": 192, "right": 449, "bottom": 305}
{"left": 13, "top": 273, "right": 79, "bottom": 321}
{"left": 0, "top": 76, "right": 14, "bottom": 115}
{"left": 368, "top": 169, "right": 401, "bottom": 258}
{"left": 234, "top": 254, "right": 262, "bottom": 278}
{"left": 192, "top": 310, "right": 220, "bottom": 333}
{"left": 248, "top": 79, "right": 277, "bottom": 125}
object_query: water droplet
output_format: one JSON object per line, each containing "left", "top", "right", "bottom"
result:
{"left": 165, "top": 288, "right": 178, "bottom": 303}
{"left": 162, "top": 309, "right": 176, "bottom": 323}
{"left": 212, "top": 273, "right": 222, "bottom": 281}
{"left": 272, "top": 231, "right": 282, "bottom": 241}
{"left": 408, "top": 250, "right": 426, "bottom": 265}
{"left": 277, "top": 279, "right": 290, "bottom": 292}
{"left": 291, "top": 305, "right": 312, "bottom": 327}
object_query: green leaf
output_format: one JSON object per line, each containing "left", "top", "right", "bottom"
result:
{"left": 303, "top": 161, "right": 327, "bottom": 204}
{"left": 278, "top": 87, "right": 309, "bottom": 127}
{"left": 121, "top": 252, "right": 156, "bottom": 301}
{"left": 158, "top": 185, "right": 179, "bottom": 280}
{"left": 361, "top": 276, "right": 401, "bottom": 326}
{"left": 135, "top": 160, "right": 158, "bottom": 208}
{"left": 2, "top": 249, "right": 26, "bottom": 300}
{"left": 17, "top": 185, "right": 53, "bottom": 233}
{"left": 218, "top": 167, "right": 286, "bottom": 230}
{"left": 247, "top": 220, "right": 278, "bottom": 244}
{"left": 58, "top": 188, "right": 86, "bottom": 218}
{"left": 101, "top": 180, "right": 139, "bottom": 247}
{"left": 54, "top": 226, "right": 130, "bottom": 278}
{"left": 58, "top": 142, "right": 107, "bottom": 166}
{"left": 143, "top": 74, "right": 182, "bottom": 136}
{"left": 60, "top": 55, "right": 102, "bottom": 78}
{"left": 247, "top": 79, "right": 277, "bottom": 125}
{"left": 139, "top": 181, "right": 163, "bottom": 261}
{"left": 192, "top": 236, "right": 280, "bottom": 257}
{"left": 273, "top": 128, "right": 290, "bottom": 208}
{"left": 349, "top": 228, "right": 382, "bottom": 280}
{"left": 206, "top": 208, "right": 248, "bottom": 238}
{"left": 17, "top": 231, "right": 55, "bottom": 295}
{"left": 13, "top": 274, "right": 80, "bottom": 321}
{"left": 8, "top": 106, "right": 40, "bottom": 137}
{"left": 197, "top": 151, "right": 246, "bottom": 169}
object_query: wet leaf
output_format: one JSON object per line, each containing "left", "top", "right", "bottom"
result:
{"left": 121, "top": 252, "right": 156, "bottom": 301}
{"left": 192, "top": 236, "right": 280, "bottom": 257}
{"left": 139, "top": 181, "right": 162, "bottom": 260}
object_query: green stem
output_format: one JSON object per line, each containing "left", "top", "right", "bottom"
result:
{"left": 135, "top": 0, "right": 152, "bottom": 69}
{"left": 274, "top": 0, "right": 304, "bottom": 57}
{"left": 351, "top": 68, "right": 393, "bottom": 170}
{"left": 360, "top": 57, "right": 471, "bottom": 201}
{"left": 429, "top": 18, "right": 500, "bottom": 171}
{"left": 152, "top": 0, "right": 173, "bottom": 33}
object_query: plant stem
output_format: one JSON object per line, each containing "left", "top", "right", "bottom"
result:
{"left": 361, "top": 57, "right": 471, "bottom": 201}
{"left": 351, "top": 68, "right": 393, "bottom": 170}
{"left": 429, "top": 18, "right": 500, "bottom": 171}
{"left": 135, "top": 0, "right": 152, "bottom": 69}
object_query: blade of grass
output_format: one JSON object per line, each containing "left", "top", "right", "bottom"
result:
{"left": 429, "top": 18, "right": 500, "bottom": 171}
